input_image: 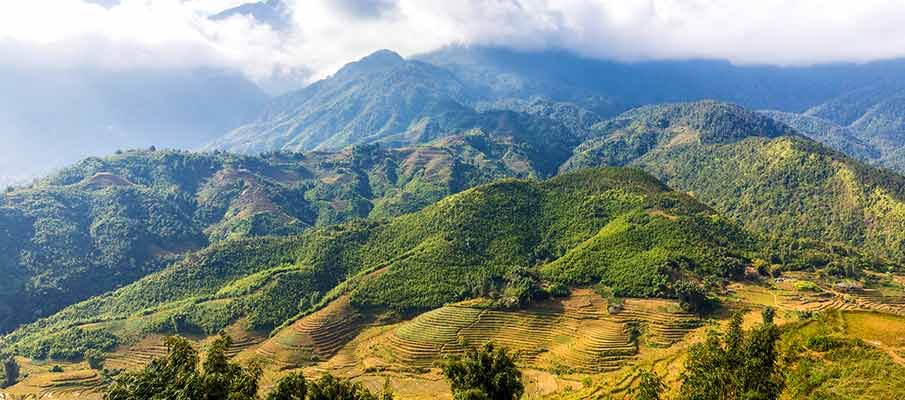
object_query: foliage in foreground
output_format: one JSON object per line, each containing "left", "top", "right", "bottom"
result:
{"left": 437, "top": 342, "right": 524, "bottom": 400}
{"left": 2, "top": 356, "right": 18, "bottom": 388}
{"left": 678, "top": 309, "right": 783, "bottom": 400}
{"left": 105, "top": 334, "right": 261, "bottom": 400}
{"left": 105, "top": 334, "right": 390, "bottom": 400}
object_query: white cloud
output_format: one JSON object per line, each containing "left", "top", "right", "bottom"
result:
{"left": 2, "top": 0, "right": 905, "bottom": 91}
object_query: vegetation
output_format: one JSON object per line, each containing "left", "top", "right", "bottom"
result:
{"left": 0, "top": 107, "right": 582, "bottom": 335}
{"left": 678, "top": 310, "right": 783, "bottom": 400}
{"left": 2, "top": 356, "right": 18, "bottom": 388}
{"left": 267, "top": 372, "right": 307, "bottom": 400}
{"left": 437, "top": 342, "right": 524, "bottom": 400}
{"left": 565, "top": 100, "right": 905, "bottom": 263}
{"left": 105, "top": 333, "right": 387, "bottom": 400}
{"left": 2, "top": 167, "right": 755, "bottom": 361}
{"left": 631, "top": 369, "right": 666, "bottom": 400}
{"left": 105, "top": 334, "right": 262, "bottom": 400}
{"left": 780, "top": 311, "right": 905, "bottom": 399}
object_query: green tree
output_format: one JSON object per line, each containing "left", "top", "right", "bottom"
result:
{"left": 307, "top": 373, "right": 377, "bottom": 400}
{"left": 437, "top": 343, "right": 524, "bottom": 400}
{"left": 86, "top": 349, "right": 105, "bottom": 370}
{"left": 678, "top": 312, "right": 784, "bottom": 400}
{"left": 2, "top": 357, "right": 19, "bottom": 388}
{"left": 631, "top": 369, "right": 665, "bottom": 400}
{"left": 105, "top": 334, "right": 261, "bottom": 400}
{"left": 267, "top": 372, "right": 307, "bottom": 400}
{"left": 674, "top": 281, "right": 710, "bottom": 314}
{"left": 379, "top": 377, "right": 395, "bottom": 400}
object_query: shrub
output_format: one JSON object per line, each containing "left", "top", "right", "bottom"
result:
{"left": 806, "top": 335, "right": 845, "bottom": 352}
{"left": 794, "top": 281, "right": 820, "bottom": 292}
{"left": 437, "top": 343, "right": 523, "bottom": 400}
{"left": 86, "top": 350, "right": 105, "bottom": 370}
{"left": 631, "top": 369, "right": 665, "bottom": 400}
{"left": 2, "top": 357, "right": 19, "bottom": 388}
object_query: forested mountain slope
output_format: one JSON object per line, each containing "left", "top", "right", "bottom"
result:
{"left": 0, "top": 168, "right": 754, "bottom": 361}
{"left": 564, "top": 101, "right": 905, "bottom": 261}
{"left": 207, "top": 50, "right": 596, "bottom": 157}
{"left": 0, "top": 130, "right": 568, "bottom": 334}
{"left": 763, "top": 83, "right": 905, "bottom": 172}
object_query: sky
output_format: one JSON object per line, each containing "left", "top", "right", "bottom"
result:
{"left": 2, "top": 0, "right": 905, "bottom": 89}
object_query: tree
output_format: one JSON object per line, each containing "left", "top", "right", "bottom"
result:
{"left": 437, "top": 343, "right": 524, "bottom": 400}
{"left": 674, "top": 280, "right": 710, "bottom": 313}
{"left": 2, "top": 357, "right": 19, "bottom": 388}
{"left": 268, "top": 372, "right": 307, "bottom": 400}
{"left": 631, "top": 369, "right": 665, "bottom": 400}
{"left": 678, "top": 311, "right": 784, "bottom": 400}
{"left": 307, "top": 373, "right": 378, "bottom": 400}
{"left": 378, "top": 377, "right": 395, "bottom": 400}
{"left": 86, "top": 349, "right": 105, "bottom": 370}
{"left": 105, "top": 334, "right": 261, "bottom": 400}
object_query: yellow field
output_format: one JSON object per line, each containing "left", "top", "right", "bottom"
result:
{"left": 8, "top": 277, "right": 905, "bottom": 399}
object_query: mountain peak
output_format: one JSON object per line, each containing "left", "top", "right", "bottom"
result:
{"left": 357, "top": 49, "right": 405, "bottom": 68}
{"left": 335, "top": 49, "right": 406, "bottom": 77}
{"left": 612, "top": 100, "right": 797, "bottom": 144}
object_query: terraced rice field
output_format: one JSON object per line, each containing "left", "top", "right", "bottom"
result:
{"left": 105, "top": 336, "right": 173, "bottom": 370}
{"left": 255, "top": 295, "right": 371, "bottom": 369}
{"left": 385, "top": 291, "right": 701, "bottom": 372}
{"left": 35, "top": 370, "right": 104, "bottom": 398}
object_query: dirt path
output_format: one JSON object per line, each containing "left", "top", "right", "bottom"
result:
{"left": 866, "top": 340, "right": 905, "bottom": 367}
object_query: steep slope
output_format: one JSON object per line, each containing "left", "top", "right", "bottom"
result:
{"left": 208, "top": 50, "right": 474, "bottom": 153}
{"left": 759, "top": 110, "right": 880, "bottom": 161}
{"left": 564, "top": 101, "right": 905, "bottom": 261}
{"left": 1, "top": 168, "right": 754, "bottom": 361}
{"left": 768, "top": 84, "right": 905, "bottom": 171}
{"left": 0, "top": 134, "right": 565, "bottom": 334}
{"left": 206, "top": 50, "right": 586, "bottom": 161}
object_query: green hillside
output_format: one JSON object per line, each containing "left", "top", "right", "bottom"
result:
{"left": 0, "top": 168, "right": 754, "bottom": 361}
{"left": 765, "top": 84, "right": 905, "bottom": 173}
{"left": 565, "top": 101, "right": 905, "bottom": 262}
{"left": 206, "top": 50, "right": 585, "bottom": 165}
{"left": 0, "top": 131, "right": 569, "bottom": 334}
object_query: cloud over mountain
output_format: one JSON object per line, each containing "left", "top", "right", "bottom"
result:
{"left": 2, "top": 0, "right": 905, "bottom": 90}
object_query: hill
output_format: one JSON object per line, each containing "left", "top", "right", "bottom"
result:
{"left": 0, "top": 134, "right": 568, "bottom": 334}
{"left": 0, "top": 168, "right": 754, "bottom": 363}
{"left": 762, "top": 83, "right": 905, "bottom": 172}
{"left": 564, "top": 101, "right": 905, "bottom": 262}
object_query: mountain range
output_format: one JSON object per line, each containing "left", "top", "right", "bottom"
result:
{"left": 5, "top": 45, "right": 905, "bottom": 399}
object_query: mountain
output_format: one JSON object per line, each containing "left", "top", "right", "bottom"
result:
{"left": 1, "top": 167, "right": 754, "bottom": 361}
{"left": 759, "top": 110, "right": 880, "bottom": 161}
{"left": 418, "top": 46, "right": 905, "bottom": 117}
{"left": 0, "top": 122, "right": 585, "bottom": 335}
{"left": 564, "top": 101, "right": 905, "bottom": 262}
{"left": 207, "top": 47, "right": 905, "bottom": 167}
{"left": 209, "top": 0, "right": 292, "bottom": 30}
{"left": 761, "top": 83, "right": 905, "bottom": 172}
{"left": 0, "top": 67, "right": 266, "bottom": 186}
{"left": 206, "top": 50, "right": 597, "bottom": 159}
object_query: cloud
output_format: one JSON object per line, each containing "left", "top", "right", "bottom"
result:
{"left": 2, "top": 0, "right": 905, "bottom": 92}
